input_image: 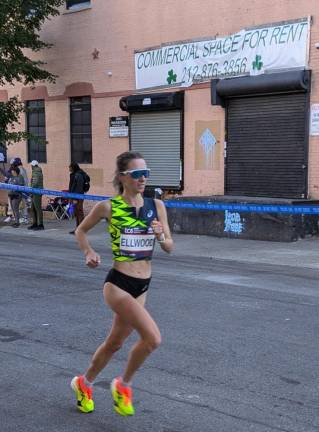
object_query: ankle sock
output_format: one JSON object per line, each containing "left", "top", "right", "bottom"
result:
{"left": 83, "top": 376, "right": 93, "bottom": 387}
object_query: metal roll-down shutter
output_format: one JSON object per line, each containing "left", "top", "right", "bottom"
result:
{"left": 226, "top": 93, "right": 308, "bottom": 198}
{"left": 130, "top": 110, "right": 181, "bottom": 188}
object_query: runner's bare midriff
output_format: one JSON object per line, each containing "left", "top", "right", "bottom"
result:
{"left": 113, "top": 260, "right": 152, "bottom": 279}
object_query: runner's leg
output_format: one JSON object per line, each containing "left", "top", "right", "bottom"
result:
{"left": 104, "top": 284, "right": 161, "bottom": 384}
{"left": 85, "top": 313, "right": 134, "bottom": 382}
{"left": 70, "top": 295, "right": 141, "bottom": 413}
{"left": 85, "top": 291, "right": 148, "bottom": 382}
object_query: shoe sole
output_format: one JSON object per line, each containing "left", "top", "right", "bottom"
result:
{"left": 110, "top": 379, "right": 134, "bottom": 417}
{"left": 71, "top": 377, "right": 94, "bottom": 413}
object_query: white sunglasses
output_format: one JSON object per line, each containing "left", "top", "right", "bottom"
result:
{"left": 120, "top": 169, "right": 151, "bottom": 179}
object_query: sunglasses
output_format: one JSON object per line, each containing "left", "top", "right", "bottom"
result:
{"left": 121, "top": 169, "right": 150, "bottom": 179}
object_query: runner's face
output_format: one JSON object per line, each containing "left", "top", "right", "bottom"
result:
{"left": 121, "top": 158, "right": 148, "bottom": 193}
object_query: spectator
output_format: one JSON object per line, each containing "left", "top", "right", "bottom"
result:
{"left": 68, "top": 162, "right": 85, "bottom": 234}
{"left": 0, "top": 157, "right": 16, "bottom": 179}
{"left": 14, "top": 157, "right": 29, "bottom": 224}
{"left": 1, "top": 158, "right": 18, "bottom": 223}
{"left": 7, "top": 166, "right": 25, "bottom": 228}
{"left": 28, "top": 160, "right": 44, "bottom": 231}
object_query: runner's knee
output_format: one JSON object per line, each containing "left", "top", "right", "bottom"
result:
{"left": 144, "top": 330, "right": 161, "bottom": 353}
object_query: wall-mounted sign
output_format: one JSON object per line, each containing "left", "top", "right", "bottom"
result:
{"left": 310, "top": 104, "right": 319, "bottom": 136}
{"left": 135, "top": 18, "right": 309, "bottom": 90}
{"left": 109, "top": 116, "right": 129, "bottom": 137}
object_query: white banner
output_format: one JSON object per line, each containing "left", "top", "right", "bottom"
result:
{"left": 135, "top": 19, "right": 309, "bottom": 90}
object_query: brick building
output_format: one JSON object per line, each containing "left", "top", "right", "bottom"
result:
{"left": 1, "top": 0, "right": 319, "bottom": 202}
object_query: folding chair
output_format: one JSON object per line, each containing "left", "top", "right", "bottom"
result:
{"left": 46, "top": 191, "right": 71, "bottom": 220}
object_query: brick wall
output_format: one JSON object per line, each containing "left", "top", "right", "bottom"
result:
{"left": 2, "top": 0, "right": 319, "bottom": 198}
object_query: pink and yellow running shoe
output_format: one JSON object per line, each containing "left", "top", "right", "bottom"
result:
{"left": 111, "top": 377, "right": 135, "bottom": 416}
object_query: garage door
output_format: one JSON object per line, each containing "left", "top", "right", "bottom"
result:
{"left": 130, "top": 110, "right": 181, "bottom": 188}
{"left": 226, "top": 93, "right": 308, "bottom": 198}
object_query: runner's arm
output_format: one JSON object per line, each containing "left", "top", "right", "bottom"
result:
{"left": 153, "top": 199, "right": 174, "bottom": 253}
{"left": 75, "top": 200, "right": 111, "bottom": 267}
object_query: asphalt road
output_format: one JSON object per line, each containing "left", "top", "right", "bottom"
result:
{"left": 1, "top": 222, "right": 319, "bottom": 432}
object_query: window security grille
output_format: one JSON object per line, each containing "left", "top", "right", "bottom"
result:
{"left": 26, "top": 100, "right": 47, "bottom": 163}
{"left": 70, "top": 96, "right": 92, "bottom": 164}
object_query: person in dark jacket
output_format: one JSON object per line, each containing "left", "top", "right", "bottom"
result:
{"left": 69, "top": 162, "right": 85, "bottom": 234}
{"left": 28, "top": 160, "right": 44, "bottom": 231}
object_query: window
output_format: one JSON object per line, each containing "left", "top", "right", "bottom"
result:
{"left": 66, "top": 0, "right": 91, "bottom": 10}
{"left": 70, "top": 96, "right": 92, "bottom": 164}
{"left": 26, "top": 100, "right": 47, "bottom": 163}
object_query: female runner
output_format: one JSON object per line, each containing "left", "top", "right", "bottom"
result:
{"left": 71, "top": 151, "right": 173, "bottom": 416}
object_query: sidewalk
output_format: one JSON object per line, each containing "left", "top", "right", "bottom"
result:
{"left": 1, "top": 217, "right": 319, "bottom": 269}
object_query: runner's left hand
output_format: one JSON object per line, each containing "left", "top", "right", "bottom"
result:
{"left": 151, "top": 218, "right": 163, "bottom": 238}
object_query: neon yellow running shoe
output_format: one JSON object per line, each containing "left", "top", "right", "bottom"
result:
{"left": 71, "top": 375, "right": 94, "bottom": 413}
{"left": 111, "top": 377, "right": 135, "bottom": 416}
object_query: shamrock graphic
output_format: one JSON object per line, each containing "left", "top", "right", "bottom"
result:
{"left": 252, "top": 55, "right": 263, "bottom": 71}
{"left": 167, "top": 69, "right": 177, "bottom": 85}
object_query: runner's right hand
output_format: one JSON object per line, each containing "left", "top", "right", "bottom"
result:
{"left": 85, "top": 250, "right": 101, "bottom": 268}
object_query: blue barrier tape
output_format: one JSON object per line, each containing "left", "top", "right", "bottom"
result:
{"left": 0, "top": 182, "right": 109, "bottom": 201}
{"left": 164, "top": 200, "right": 319, "bottom": 214}
{"left": 1, "top": 182, "right": 319, "bottom": 214}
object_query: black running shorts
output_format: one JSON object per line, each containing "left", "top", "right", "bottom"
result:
{"left": 104, "top": 268, "right": 151, "bottom": 299}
